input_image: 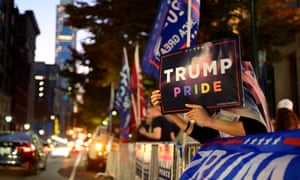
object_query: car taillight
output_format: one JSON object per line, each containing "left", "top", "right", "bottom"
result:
{"left": 22, "top": 146, "right": 33, "bottom": 153}
{"left": 18, "top": 144, "right": 35, "bottom": 153}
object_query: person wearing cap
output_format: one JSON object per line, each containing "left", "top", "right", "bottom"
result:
{"left": 273, "top": 98, "right": 300, "bottom": 131}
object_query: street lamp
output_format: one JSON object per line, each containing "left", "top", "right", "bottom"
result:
{"left": 50, "top": 115, "right": 55, "bottom": 120}
{"left": 24, "top": 123, "right": 30, "bottom": 130}
{"left": 5, "top": 115, "right": 12, "bottom": 131}
{"left": 112, "top": 110, "right": 117, "bottom": 116}
{"left": 5, "top": 115, "right": 12, "bottom": 123}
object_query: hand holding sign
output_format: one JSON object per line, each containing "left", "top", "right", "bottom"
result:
{"left": 151, "top": 90, "right": 162, "bottom": 107}
{"left": 150, "top": 36, "right": 270, "bottom": 144}
{"left": 185, "top": 104, "right": 212, "bottom": 127}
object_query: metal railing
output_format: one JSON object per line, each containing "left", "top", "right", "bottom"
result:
{"left": 105, "top": 141, "right": 201, "bottom": 180}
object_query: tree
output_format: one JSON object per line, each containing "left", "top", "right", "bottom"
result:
{"left": 62, "top": 0, "right": 300, "bottom": 126}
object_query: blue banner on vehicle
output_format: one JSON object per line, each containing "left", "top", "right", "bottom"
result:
{"left": 180, "top": 129, "right": 300, "bottom": 180}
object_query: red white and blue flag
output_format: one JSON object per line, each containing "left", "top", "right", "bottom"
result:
{"left": 115, "top": 47, "right": 131, "bottom": 142}
{"left": 242, "top": 61, "right": 273, "bottom": 132}
{"left": 131, "top": 44, "right": 146, "bottom": 130}
{"left": 142, "top": 0, "right": 200, "bottom": 80}
{"left": 180, "top": 129, "right": 300, "bottom": 180}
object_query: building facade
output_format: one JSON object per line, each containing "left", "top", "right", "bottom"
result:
{"left": 268, "top": 1, "right": 300, "bottom": 116}
{"left": 33, "top": 62, "right": 58, "bottom": 138}
{"left": 54, "top": 0, "right": 75, "bottom": 136}
{"left": 0, "top": 0, "right": 39, "bottom": 131}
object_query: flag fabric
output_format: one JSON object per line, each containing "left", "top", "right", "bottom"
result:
{"left": 131, "top": 44, "right": 146, "bottom": 130}
{"left": 142, "top": 0, "right": 201, "bottom": 80}
{"left": 180, "top": 129, "right": 300, "bottom": 180}
{"left": 115, "top": 47, "right": 131, "bottom": 142}
{"left": 241, "top": 61, "right": 273, "bottom": 132}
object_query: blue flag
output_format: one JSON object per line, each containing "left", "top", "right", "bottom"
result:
{"left": 180, "top": 130, "right": 300, "bottom": 180}
{"left": 115, "top": 47, "right": 131, "bottom": 142}
{"left": 142, "top": 0, "right": 200, "bottom": 80}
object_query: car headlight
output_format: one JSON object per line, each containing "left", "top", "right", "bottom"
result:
{"left": 95, "top": 143, "right": 103, "bottom": 151}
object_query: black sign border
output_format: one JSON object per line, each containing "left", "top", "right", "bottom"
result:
{"left": 159, "top": 37, "right": 244, "bottom": 114}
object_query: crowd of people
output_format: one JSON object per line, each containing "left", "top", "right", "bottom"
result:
{"left": 135, "top": 32, "right": 299, "bottom": 144}
{"left": 129, "top": 32, "right": 300, "bottom": 180}
{"left": 136, "top": 91, "right": 300, "bottom": 144}
{"left": 135, "top": 73, "right": 299, "bottom": 144}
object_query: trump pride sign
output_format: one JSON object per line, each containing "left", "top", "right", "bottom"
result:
{"left": 159, "top": 38, "right": 244, "bottom": 114}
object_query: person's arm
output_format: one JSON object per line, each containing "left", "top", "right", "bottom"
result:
{"left": 139, "top": 126, "right": 161, "bottom": 140}
{"left": 240, "top": 116, "right": 267, "bottom": 134}
{"left": 151, "top": 90, "right": 189, "bottom": 131}
{"left": 185, "top": 104, "right": 267, "bottom": 136}
{"left": 165, "top": 113, "right": 219, "bottom": 143}
{"left": 170, "top": 132, "right": 177, "bottom": 141}
{"left": 207, "top": 117, "right": 246, "bottom": 136}
{"left": 185, "top": 104, "right": 246, "bottom": 136}
{"left": 150, "top": 90, "right": 218, "bottom": 143}
{"left": 188, "top": 123, "right": 219, "bottom": 143}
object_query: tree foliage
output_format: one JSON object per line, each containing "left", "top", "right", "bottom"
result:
{"left": 62, "top": 0, "right": 300, "bottom": 126}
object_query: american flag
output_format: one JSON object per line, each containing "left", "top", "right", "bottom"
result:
{"left": 131, "top": 44, "right": 146, "bottom": 131}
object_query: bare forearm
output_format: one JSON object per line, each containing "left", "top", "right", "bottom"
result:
{"left": 165, "top": 114, "right": 188, "bottom": 131}
{"left": 205, "top": 117, "right": 246, "bottom": 136}
{"left": 141, "top": 131, "right": 160, "bottom": 140}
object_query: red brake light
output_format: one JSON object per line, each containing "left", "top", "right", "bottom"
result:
{"left": 22, "top": 146, "right": 33, "bottom": 152}
{"left": 17, "top": 144, "right": 35, "bottom": 153}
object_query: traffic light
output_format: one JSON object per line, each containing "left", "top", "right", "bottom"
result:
{"left": 35, "top": 75, "right": 46, "bottom": 101}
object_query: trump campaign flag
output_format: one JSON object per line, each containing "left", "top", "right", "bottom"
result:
{"left": 142, "top": 0, "right": 200, "bottom": 80}
{"left": 115, "top": 47, "right": 131, "bottom": 142}
{"left": 180, "top": 129, "right": 300, "bottom": 180}
{"left": 131, "top": 44, "right": 146, "bottom": 130}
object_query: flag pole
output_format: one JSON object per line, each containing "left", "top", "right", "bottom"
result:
{"left": 183, "top": 0, "right": 192, "bottom": 170}
{"left": 135, "top": 44, "right": 141, "bottom": 123}
{"left": 108, "top": 82, "right": 114, "bottom": 134}
{"left": 187, "top": 0, "right": 192, "bottom": 47}
{"left": 123, "top": 47, "right": 130, "bottom": 78}
{"left": 131, "top": 45, "right": 138, "bottom": 130}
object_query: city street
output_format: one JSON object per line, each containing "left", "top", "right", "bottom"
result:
{"left": 0, "top": 151, "right": 112, "bottom": 180}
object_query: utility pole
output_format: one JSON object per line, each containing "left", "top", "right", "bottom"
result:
{"left": 251, "top": 0, "right": 260, "bottom": 79}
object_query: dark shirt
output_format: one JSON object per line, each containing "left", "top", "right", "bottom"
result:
{"left": 152, "top": 116, "right": 180, "bottom": 141}
{"left": 136, "top": 121, "right": 152, "bottom": 142}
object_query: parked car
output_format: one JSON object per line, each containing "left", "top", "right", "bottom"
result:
{"left": 0, "top": 131, "right": 47, "bottom": 175}
{"left": 86, "top": 126, "right": 111, "bottom": 172}
{"left": 50, "top": 142, "right": 71, "bottom": 158}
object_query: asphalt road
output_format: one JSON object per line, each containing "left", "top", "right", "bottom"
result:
{"left": 0, "top": 151, "right": 113, "bottom": 180}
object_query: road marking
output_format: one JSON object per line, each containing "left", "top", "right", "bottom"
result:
{"left": 69, "top": 152, "right": 82, "bottom": 180}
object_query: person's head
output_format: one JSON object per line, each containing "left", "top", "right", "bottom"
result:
{"left": 274, "top": 98, "right": 300, "bottom": 131}
{"left": 145, "top": 106, "right": 161, "bottom": 124}
{"left": 277, "top": 98, "right": 293, "bottom": 111}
